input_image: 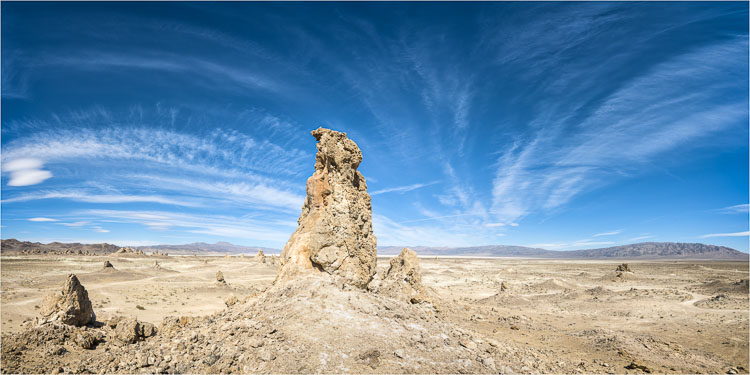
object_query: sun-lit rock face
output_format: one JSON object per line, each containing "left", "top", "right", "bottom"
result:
{"left": 377, "top": 248, "right": 428, "bottom": 304}
{"left": 39, "top": 274, "right": 95, "bottom": 326}
{"left": 276, "top": 128, "right": 377, "bottom": 288}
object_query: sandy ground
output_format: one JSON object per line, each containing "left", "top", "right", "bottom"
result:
{"left": 2, "top": 255, "right": 748, "bottom": 373}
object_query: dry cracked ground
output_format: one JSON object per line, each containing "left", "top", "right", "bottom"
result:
{"left": 1, "top": 255, "right": 748, "bottom": 374}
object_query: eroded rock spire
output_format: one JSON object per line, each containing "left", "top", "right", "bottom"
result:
{"left": 276, "top": 128, "right": 377, "bottom": 288}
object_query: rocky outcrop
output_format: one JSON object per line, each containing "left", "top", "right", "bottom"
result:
{"left": 109, "top": 318, "right": 156, "bottom": 345}
{"left": 216, "top": 271, "right": 227, "bottom": 286}
{"left": 102, "top": 261, "right": 115, "bottom": 271}
{"left": 39, "top": 274, "right": 95, "bottom": 326}
{"left": 255, "top": 250, "right": 266, "bottom": 263}
{"left": 616, "top": 263, "right": 632, "bottom": 272}
{"left": 276, "top": 128, "right": 377, "bottom": 288}
{"left": 153, "top": 261, "right": 161, "bottom": 270}
{"left": 374, "top": 248, "right": 428, "bottom": 304}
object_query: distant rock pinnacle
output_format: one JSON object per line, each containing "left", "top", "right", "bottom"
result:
{"left": 276, "top": 128, "right": 377, "bottom": 288}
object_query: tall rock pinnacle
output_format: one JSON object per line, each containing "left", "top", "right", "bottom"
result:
{"left": 276, "top": 128, "right": 377, "bottom": 288}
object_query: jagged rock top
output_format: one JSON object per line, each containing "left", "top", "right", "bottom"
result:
{"left": 39, "top": 274, "right": 95, "bottom": 327}
{"left": 277, "top": 128, "right": 377, "bottom": 288}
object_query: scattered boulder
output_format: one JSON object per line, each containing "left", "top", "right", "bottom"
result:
{"left": 375, "top": 248, "right": 428, "bottom": 304}
{"left": 74, "top": 330, "right": 100, "bottom": 349}
{"left": 616, "top": 263, "right": 632, "bottom": 273}
{"left": 625, "top": 361, "right": 652, "bottom": 373}
{"left": 277, "top": 128, "right": 377, "bottom": 288}
{"left": 39, "top": 274, "right": 95, "bottom": 327}
{"left": 153, "top": 260, "right": 161, "bottom": 270}
{"left": 224, "top": 295, "right": 239, "bottom": 307}
{"left": 110, "top": 318, "right": 156, "bottom": 345}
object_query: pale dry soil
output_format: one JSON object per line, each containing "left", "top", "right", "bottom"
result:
{"left": 1, "top": 255, "right": 748, "bottom": 374}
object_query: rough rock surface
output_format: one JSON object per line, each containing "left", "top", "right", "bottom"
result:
{"left": 109, "top": 318, "right": 157, "bottom": 345}
{"left": 102, "top": 261, "right": 115, "bottom": 271}
{"left": 39, "top": 274, "right": 95, "bottom": 327}
{"left": 374, "top": 248, "right": 428, "bottom": 304}
{"left": 153, "top": 261, "right": 161, "bottom": 270}
{"left": 2, "top": 275, "right": 501, "bottom": 374}
{"left": 277, "top": 128, "right": 377, "bottom": 288}
{"left": 216, "top": 271, "right": 226, "bottom": 285}
{"left": 616, "top": 263, "right": 632, "bottom": 272}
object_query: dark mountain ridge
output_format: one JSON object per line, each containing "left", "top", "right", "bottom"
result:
{"left": 0, "top": 239, "right": 120, "bottom": 255}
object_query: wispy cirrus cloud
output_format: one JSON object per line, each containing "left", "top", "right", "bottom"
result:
{"left": 3, "top": 190, "right": 202, "bottom": 207}
{"left": 491, "top": 35, "right": 748, "bottom": 224}
{"left": 58, "top": 221, "right": 90, "bottom": 227}
{"left": 2, "top": 109, "right": 309, "bottom": 179}
{"left": 627, "top": 235, "right": 655, "bottom": 242}
{"left": 700, "top": 231, "right": 750, "bottom": 239}
{"left": 594, "top": 230, "right": 622, "bottom": 237}
{"left": 714, "top": 204, "right": 750, "bottom": 214}
{"left": 370, "top": 181, "right": 439, "bottom": 196}
{"left": 28, "top": 217, "right": 58, "bottom": 222}
{"left": 79, "top": 209, "right": 295, "bottom": 243}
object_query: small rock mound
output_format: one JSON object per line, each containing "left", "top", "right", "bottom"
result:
{"left": 215, "top": 271, "right": 227, "bottom": 286}
{"left": 39, "top": 274, "right": 95, "bottom": 327}
{"left": 102, "top": 260, "right": 116, "bottom": 271}
{"left": 153, "top": 260, "right": 161, "bottom": 270}
{"left": 533, "top": 278, "right": 579, "bottom": 291}
{"left": 373, "top": 248, "right": 428, "bottom": 304}
{"left": 499, "top": 281, "right": 509, "bottom": 292}
{"left": 255, "top": 250, "right": 266, "bottom": 263}
{"left": 616, "top": 263, "right": 633, "bottom": 272}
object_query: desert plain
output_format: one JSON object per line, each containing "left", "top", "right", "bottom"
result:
{"left": 1, "top": 253, "right": 748, "bottom": 374}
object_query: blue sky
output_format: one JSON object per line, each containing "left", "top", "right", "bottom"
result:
{"left": 2, "top": 2, "right": 748, "bottom": 252}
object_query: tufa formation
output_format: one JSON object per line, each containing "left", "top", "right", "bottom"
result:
{"left": 376, "top": 248, "right": 428, "bottom": 304}
{"left": 616, "top": 263, "right": 633, "bottom": 272}
{"left": 216, "top": 271, "right": 227, "bottom": 286}
{"left": 276, "top": 128, "right": 377, "bottom": 288}
{"left": 39, "top": 274, "right": 95, "bottom": 327}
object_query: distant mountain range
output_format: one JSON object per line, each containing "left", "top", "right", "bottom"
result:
{"left": 0, "top": 238, "right": 120, "bottom": 255}
{"left": 380, "top": 242, "right": 748, "bottom": 260}
{"left": 1, "top": 239, "right": 747, "bottom": 260}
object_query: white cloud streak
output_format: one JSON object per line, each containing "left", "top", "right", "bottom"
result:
{"left": 3, "top": 191, "right": 201, "bottom": 207}
{"left": 28, "top": 217, "right": 58, "bottom": 222}
{"left": 700, "top": 231, "right": 750, "bottom": 239}
{"left": 370, "top": 181, "right": 439, "bottom": 196}
{"left": 593, "top": 230, "right": 622, "bottom": 237}
{"left": 79, "top": 209, "right": 295, "bottom": 244}
{"left": 715, "top": 204, "right": 750, "bottom": 214}
{"left": 627, "top": 235, "right": 654, "bottom": 242}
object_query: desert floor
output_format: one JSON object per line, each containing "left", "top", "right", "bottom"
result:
{"left": 1, "top": 255, "right": 748, "bottom": 374}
